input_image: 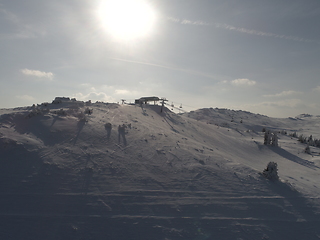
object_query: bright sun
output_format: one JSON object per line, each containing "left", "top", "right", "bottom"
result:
{"left": 98, "top": 0, "right": 156, "bottom": 40}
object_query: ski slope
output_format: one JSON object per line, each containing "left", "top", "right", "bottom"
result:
{"left": 0, "top": 99, "right": 320, "bottom": 239}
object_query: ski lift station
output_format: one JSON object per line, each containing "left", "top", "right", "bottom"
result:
{"left": 135, "top": 96, "right": 160, "bottom": 105}
{"left": 134, "top": 96, "right": 185, "bottom": 113}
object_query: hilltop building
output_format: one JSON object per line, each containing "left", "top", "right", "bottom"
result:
{"left": 135, "top": 96, "right": 160, "bottom": 105}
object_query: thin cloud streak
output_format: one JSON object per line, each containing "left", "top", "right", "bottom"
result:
{"left": 243, "top": 98, "right": 304, "bottom": 109}
{"left": 216, "top": 23, "right": 320, "bottom": 44}
{"left": 0, "top": 7, "right": 19, "bottom": 24}
{"left": 167, "top": 17, "right": 320, "bottom": 44}
{"left": 0, "top": 7, "right": 46, "bottom": 39}
{"left": 167, "top": 17, "right": 210, "bottom": 26}
{"left": 263, "top": 90, "right": 302, "bottom": 98}
{"left": 108, "top": 57, "right": 219, "bottom": 80}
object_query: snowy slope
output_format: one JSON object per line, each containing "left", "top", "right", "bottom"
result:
{"left": 185, "top": 107, "right": 320, "bottom": 138}
{"left": 1, "top": 100, "right": 320, "bottom": 240}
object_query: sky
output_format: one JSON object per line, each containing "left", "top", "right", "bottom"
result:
{"left": 1, "top": 0, "right": 320, "bottom": 118}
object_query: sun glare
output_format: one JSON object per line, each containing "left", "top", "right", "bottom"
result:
{"left": 98, "top": 0, "right": 156, "bottom": 40}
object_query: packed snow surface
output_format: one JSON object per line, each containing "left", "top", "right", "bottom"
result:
{"left": 1, "top": 101, "right": 320, "bottom": 240}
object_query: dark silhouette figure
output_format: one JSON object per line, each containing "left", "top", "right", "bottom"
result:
{"left": 104, "top": 123, "right": 112, "bottom": 140}
{"left": 118, "top": 124, "right": 127, "bottom": 145}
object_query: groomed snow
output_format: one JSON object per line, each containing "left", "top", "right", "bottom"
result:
{"left": 1, "top": 101, "right": 320, "bottom": 239}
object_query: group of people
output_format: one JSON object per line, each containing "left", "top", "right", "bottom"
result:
{"left": 105, "top": 123, "right": 130, "bottom": 145}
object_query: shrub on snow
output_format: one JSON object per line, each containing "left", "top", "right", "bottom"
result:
{"left": 264, "top": 131, "right": 278, "bottom": 147}
{"left": 56, "top": 109, "right": 67, "bottom": 116}
{"left": 305, "top": 145, "right": 311, "bottom": 154}
{"left": 84, "top": 107, "right": 93, "bottom": 115}
{"left": 26, "top": 108, "right": 42, "bottom": 118}
{"left": 262, "top": 162, "right": 279, "bottom": 181}
{"left": 26, "top": 107, "right": 48, "bottom": 118}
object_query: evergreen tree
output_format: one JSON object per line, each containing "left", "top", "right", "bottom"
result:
{"left": 263, "top": 162, "right": 279, "bottom": 180}
{"left": 305, "top": 145, "right": 311, "bottom": 154}
{"left": 271, "top": 132, "right": 278, "bottom": 147}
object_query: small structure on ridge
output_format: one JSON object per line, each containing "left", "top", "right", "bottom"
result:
{"left": 135, "top": 96, "right": 160, "bottom": 105}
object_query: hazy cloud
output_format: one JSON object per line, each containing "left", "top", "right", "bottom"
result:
{"left": 16, "top": 95, "right": 35, "bottom": 101}
{"left": 231, "top": 78, "right": 256, "bottom": 86}
{"left": 313, "top": 86, "right": 320, "bottom": 92}
{"left": 21, "top": 68, "right": 54, "bottom": 79}
{"left": 74, "top": 92, "right": 115, "bottom": 103}
{"left": 249, "top": 99, "right": 303, "bottom": 108}
{"left": 239, "top": 98, "right": 306, "bottom": 117}
{"left": 115, "top": 89, "right": 130, "bottom": 95}
{"left": 216, "top": 80, "right": 229, "bottom": 87}
{"left": 0, "top": 7, "right": 19, "bottom": 24}
{"left": 0, "top": 7, "right": 46, "bottom": 39}
{"left": 79, "top": 83, "right": 98, "bottom": 92}
{"left": 263, "top": 90, "right": 302, "bottom": 98}
{"left": 79, "top": 83, "right": 93, "bottom": 88}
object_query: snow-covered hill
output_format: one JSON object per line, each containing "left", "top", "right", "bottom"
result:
{"left": 1, "top": 99, "right": 320, "bottom": 240}
{"left": 185, "top": 107, "right": 320, "bottom": 138}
